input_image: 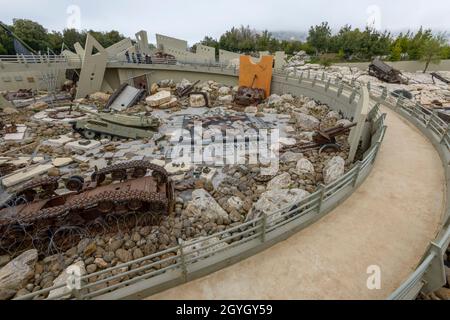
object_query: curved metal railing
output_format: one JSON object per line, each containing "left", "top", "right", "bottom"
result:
{"left": 14, "top": 67, "right": 386, "bottom": 300}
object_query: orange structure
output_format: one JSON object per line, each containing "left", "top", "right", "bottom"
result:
{"left": 239, "top": 55, "right": 274, "bottom": 98}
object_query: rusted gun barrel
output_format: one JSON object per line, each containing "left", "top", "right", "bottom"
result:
{"left": 177, "top": 80, "right": 201, "bottom": 98}
{"left": 283, "top": 122, "right": 357, "bottom": 153}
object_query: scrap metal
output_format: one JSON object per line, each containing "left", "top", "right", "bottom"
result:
{"left": 0, "top": 161, "right": 175, "bottom": 254}
{"left": 282, "top": 122, "right": 357, "bottom": 153}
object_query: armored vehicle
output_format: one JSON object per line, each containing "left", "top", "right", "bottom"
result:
{"left": 71, "top": 113, "right": 160, "bottom": 140}
{"left": 369, "top": 58, "right": 408, "bottom": 84}
{"left": 0, "top": 161, "right": 174, "bottom": 254}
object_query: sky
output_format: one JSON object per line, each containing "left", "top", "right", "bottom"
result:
{"left": 0, "top": 0, "right": 449, "bottom": 45}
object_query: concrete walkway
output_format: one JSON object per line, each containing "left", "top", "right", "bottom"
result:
{"left": 149, "top": 107, "right": 446, "bottom": 300}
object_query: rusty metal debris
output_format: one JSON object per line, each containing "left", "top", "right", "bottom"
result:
{"left": 369, "top": 58, "right": 408, "bottom": 84}
{"left": 431, "top": 72, "right": 450, "bottom": 85}
{"left": 234, "top": 86, "right": 266, "bottom": 106}
{"left": 282, "top": 122, "right": 357, "bottom": 154}
{"left": 152, "top": 51, "right": 177, "bottom": 65}
{"left": 176, "top": 80, "right": 200, "bottom": 98}
{"left": 4, "top": 89, "right": 34, "bottom": 101}
{"left": 0, "top": 161, "right": 174, "bottom": 254}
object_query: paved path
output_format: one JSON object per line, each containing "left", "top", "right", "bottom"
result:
{"left": 150, "top": 107, "right": 446, "bottom": 300}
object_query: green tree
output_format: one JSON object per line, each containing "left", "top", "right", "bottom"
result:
{"left": 390, "top": 43, "right": 402, "bottom": 61}
{"left": 307, "top": 22, "right": 332, "bottom": 55}
{"left": 12, "top": 19, "right": 49, "bottom": 52}
{"left": 47, "top": 31, "right": 63, "bottom": 53}
{"left": 0, "top": 43, "right": 6, "bottom": 55}
{"left": 0, "top": 26, "right": 14, "bottom": 55}
{"left": 62, "top": 29, "right": 87, "bottom": 51}
{"left": 420, "top": 34, "right": 446, "bottom": 73}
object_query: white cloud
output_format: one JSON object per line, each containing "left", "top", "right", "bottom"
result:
{"left": 0, "top": 0, "right": 448, "bottom": 44}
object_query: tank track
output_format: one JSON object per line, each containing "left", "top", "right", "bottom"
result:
{"left": 0, "top": 188, "right": 169, "bottom": 255}
{"left": 14, "top": 176, "right": 61, "bottom": 202}
{"left": 92, "top": 160, "right": 169, "bottom": 184}
{"left": 23, "top": 189, "right": 168, "bottom": 224}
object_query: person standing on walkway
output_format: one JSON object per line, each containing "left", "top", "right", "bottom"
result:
{"left": 125, "top": 50, "right": 130, "bottom": 63}
{"left": 131, "top": 52, "right": 137, "bottom": 64}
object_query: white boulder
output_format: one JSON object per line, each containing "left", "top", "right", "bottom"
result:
{"left": 248, "top": 189, "right": 310, "bottom": 223}
{"left": 146, "top": 91, "right": 172, "bottom": 107}
{"left": 218, "top": 87, "right": 231, "bottom": 96}
{"left": 323, "top": 156, "right": 345, "bottom": 185}
{"left": 0, "top": 249, "right": 38, "bottom": 300}
{"left": 295, "top": 113, "right": 320, "bottom": 130}
{"left": 267, "top": 94, "right": 283, "bottom": 107}
{"left": 48, "top": 261, "right": 86, "bottom": 300}
{"left": 280, "top": 152, "right": 304, "bottom": 163}
{"left": 296, "top": 158, "right": 315, "bottom": 175}
{"left": 267, "top": 172, "right": 292, "bottom": 190}
{"left": 185, "top": 189, "right": 228, "bottom": 221}
{"left": 218, "top": 95, "right": 233, "bottom": 104}
{"left": 189, "top": 94, "right": 207, "bottom": 108}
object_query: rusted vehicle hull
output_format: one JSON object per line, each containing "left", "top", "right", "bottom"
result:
{"left": 0, "top": 162, "right": 174, "bottom": 254}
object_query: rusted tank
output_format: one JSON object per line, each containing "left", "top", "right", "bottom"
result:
{"left": 368, "top": 58, "right": 408, "bottom": 84}
{"left": 234, "top": 87, "right": 266, "bottom": 106}
{"left": 0, "top": 161, "right": 174, "bottom": 254}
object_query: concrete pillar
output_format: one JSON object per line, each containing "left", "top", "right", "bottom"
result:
{"left": 75, "top": 34, "right": 108, "bottom": 99}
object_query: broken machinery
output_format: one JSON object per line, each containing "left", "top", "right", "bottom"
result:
{"left": 282, "top": 122, "right": 357, "bottom": 154}
{"left": 0, "top": 161, "right": 175, "bottom": 254}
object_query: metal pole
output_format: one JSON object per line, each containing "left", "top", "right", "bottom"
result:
{"left": 261, "top": 214, "right": 267, "bottom": 243}
{"left": 317, "top": 184, "right": 326, "bottom": 213}
{"left": 179, "top": 243, "right": 188, "bottom": 282}
{"left": 353, "top": 162, "right": 362, "bottom": 187}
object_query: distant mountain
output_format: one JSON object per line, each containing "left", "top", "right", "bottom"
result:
{"left": 271, "top": 31, "right": 308, "bottom": 42}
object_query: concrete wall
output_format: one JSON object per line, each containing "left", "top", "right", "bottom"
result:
{"left": 0, "top": 70, "right": 66, "bottom": 91}
{"left": 156, "top": 34, "right": 188, "bottom": 51}
{"left": 219, "top": 49, "right": 241, "bottom": 64}
{"left": 112, "top": 64, "right": 238, "bottom": 91}
{"left": 335, "top": 59, "right": 450, "bottom": 72}
{"left": 195, "top": 44, "right": 216, "bottom": 63}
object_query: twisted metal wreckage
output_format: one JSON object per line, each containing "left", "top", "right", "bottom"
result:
{"left": 0, "top": 161, "right": 175, "bottom": 255}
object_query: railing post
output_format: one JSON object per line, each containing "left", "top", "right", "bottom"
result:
{"left": 261, "top": 214, "right": 267, "bottom": 243}
{"left": 72, "top": 287, "right": 82, "bottom": 300}
{"left": 349, "top": 88, "right": 357, "bottom": 104}
{"left": 353, "top": 162, "right": 362, "bottom": 187}
{"left": 372, "top": 142, "right": 381, "bottom": 164}
{"left": 440, "top": 127, "right": 449, "bottom": 144}
{"left": 298, "top": 72, "right": 303, "bottom": 84}
{"left": 179, "top": 243, "right": 188, "bottom": 282}
{"left": 337, "top": 82, "right": 344, "bottom": 97}
{"left": 317, "top": 184, "right": 326, "bottom": 213}
{"left": 325, "top": 78, "right": 331, "bottom": 92}
{"left": 381, "top": 87, "right": 388, "bottom": 100}
{"left": 395, "top": 97, "right": 403, "bottom": 110}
